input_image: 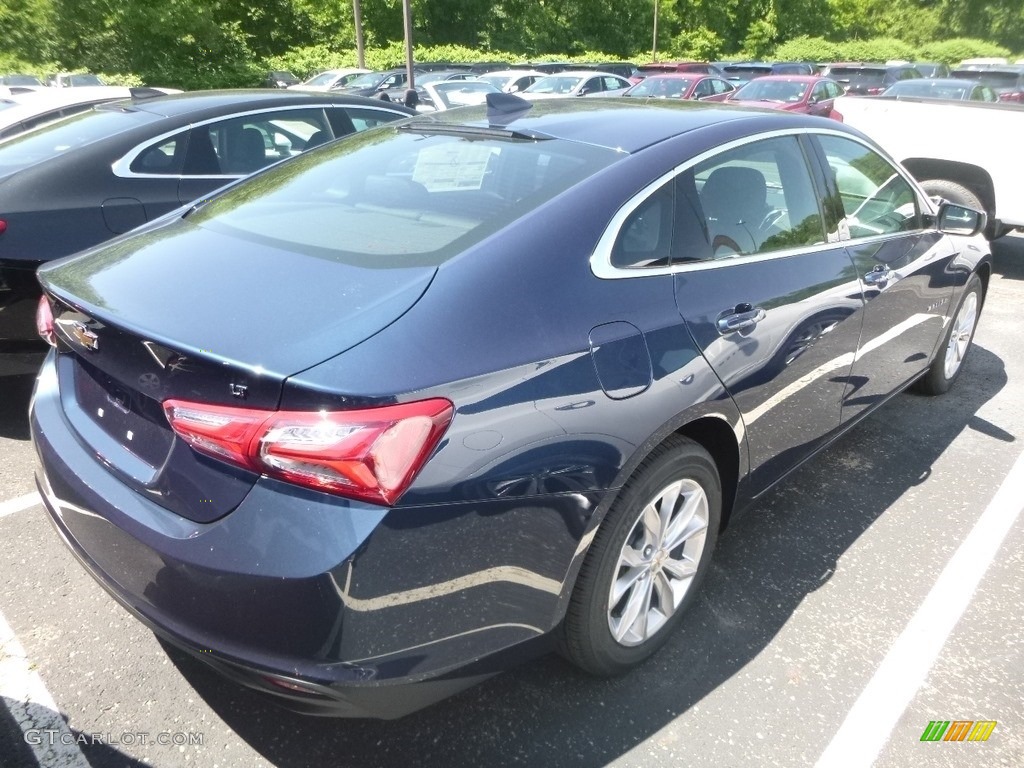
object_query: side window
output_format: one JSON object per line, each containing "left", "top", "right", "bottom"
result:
{"left": 604, "top": 76, "right": 624, "bottom": 91}
{"left": 826, "top": 81, "right": 842, "bottom": 99}
{"left": 612, "top": 181, "right": 674, "bottom": 268}
{"left": 184, "top": 109, "right": 328, "bottom": 176}
{"left": 694, "top": 79, "right": 714, "bottom": 99}
{"left": 712, "top": 79, "right": 733, "bottom": 95}
{"left": 818, "top": 134, "right": 922, "bottom": 239}
{"left": 694, "top": 136, "right": 825, "bottom": 258}
{"left": 341, "top": 106, "right": 406, "bottom": 133}
{"left": 129, "top": 135, "right": 185, "bottom": 174}
{"left": 811, "top": 83, "right": 828, "bottom": 101}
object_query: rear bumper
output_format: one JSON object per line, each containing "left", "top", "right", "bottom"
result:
{"left": 30, "top": 352, "right": 597, "bottom": 717}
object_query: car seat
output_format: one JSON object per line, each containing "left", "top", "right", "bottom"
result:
{"left": 700, "top": 166, "right": 775, "bottom": 256}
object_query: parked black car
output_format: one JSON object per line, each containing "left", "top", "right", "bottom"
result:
{"left": 721, "top": 61, "right": 816, "bottom": 86}
{"left": 31, "top": 95, "right": 990, "bottom": 718}
{"left": 0, "top": 90, "right": 412, "bottom": 372}
{"left": 336, "top": 68, "right": 419, "bottom": 98}
{"left": 951, "top": 64, "right": 1024, "bottom": 103}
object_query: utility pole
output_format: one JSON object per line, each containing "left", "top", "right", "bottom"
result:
{"left": 651, "top": 0, "right": 659, "bottom": 62}
{"left": 352, "top": 0, "right": 365, "bottom": 68}
{"left": 403, "top": 0, "right": 415, "bottom": 88}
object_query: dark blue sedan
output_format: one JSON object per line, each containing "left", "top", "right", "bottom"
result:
{"left": 30, "top": 96, "right": 990, "bottom": 718}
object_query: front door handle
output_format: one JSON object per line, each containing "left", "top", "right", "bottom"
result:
{"left": 717, "top": 303, "right": 766, "bottom": 334}
{"left": 863, "top": 265, "right": 894, "bottom": 287}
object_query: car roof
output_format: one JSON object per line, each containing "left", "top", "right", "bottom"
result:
{"left": 738, "top": 75, "right": 823, "bottom": 83}
{"left": 123, "top": 89, "right": 401, "bottom": 118}
{"left": 483, "top": 69, "right": 546, "bottom": 78}
{"left": 537, "top": 70, "right": 625, "bottom": 79}
{"left": 408, "top": 98, "right": 826, "bottom": 153}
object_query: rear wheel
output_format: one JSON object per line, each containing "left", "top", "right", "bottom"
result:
{"left": 915, "top": 273, "right": 983, "bottom": 395}
{"left": 561, "top": 436, "right": 720, "bottom": 676}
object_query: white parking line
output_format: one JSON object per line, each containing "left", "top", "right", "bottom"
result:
{"left": 815, "top": 448, "right": 1024, "bottom": 768}
{"left": 0, "top": 609, "right": 91, "bottom": 768}
{"left": 0, "top": 493, "right": 40, "bottom": 519}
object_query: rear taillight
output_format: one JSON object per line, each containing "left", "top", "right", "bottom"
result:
{"left": 0, "top": 219, "right": 7, "bottom": 235}
{"left": 866, "top": 87, "right": 884, "bottom": 95}
{"left": 163, "top": 398, "right": 453, "bottom": 506}
{"left": 36, "top": 295, "right": 56, "bottom": 346}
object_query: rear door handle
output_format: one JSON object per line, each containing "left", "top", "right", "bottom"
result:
{"left": 717, "top": 303, "right": 766, "bottom": 334}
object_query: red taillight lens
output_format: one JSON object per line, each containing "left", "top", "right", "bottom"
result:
{"left": 36, "top": 295, "right": 56, "bottom": 346}
{"left": 0, "top": 219, "right": 7, "bottom": 235}
{"left": 163, "top": 398, "right": 453, "bottom": 506}
{"left": 867, "top": 87, "right": 884, "bottom": 95}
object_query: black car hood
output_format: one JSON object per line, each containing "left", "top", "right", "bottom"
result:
{"left": 38, "top": 217, "right": 436, "bottom": 380}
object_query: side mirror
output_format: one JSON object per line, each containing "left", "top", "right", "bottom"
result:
{"left": 508, "top": 84, "right": 519, "bottom": 93}
{"left": 937, "top": 202, "right": 986, "bottom": 237}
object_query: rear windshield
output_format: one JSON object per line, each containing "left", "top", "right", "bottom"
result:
{"left": 829, "top": 67, "right": 885, "bottom": 80}
{"left": 952, "top": 70, "right": 1021, "bottom": 88}
{"left": 723, "top": 66, "right": 771, "bottom": 79}
{"left": 888, "top": 81, "right": 967, "bottom": 98}
{"left": 190, "top": 123, "right": 622, "bottom": 267}
{"left": 0, "top": 105, "right": 153, "bottom": 175}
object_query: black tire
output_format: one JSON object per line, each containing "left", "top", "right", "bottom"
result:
{"left": 915, "top": 273, "right": 983, "bottom": 396}
{"left": 560, "top": 436, "right": 721, "bottom": 677}
{"left": 920, "top": 179, "right": 983, "bottom": 211}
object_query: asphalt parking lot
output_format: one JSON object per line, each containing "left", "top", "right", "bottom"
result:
{"left": 2, "top": 238, "right": 1023, "bottom": 768}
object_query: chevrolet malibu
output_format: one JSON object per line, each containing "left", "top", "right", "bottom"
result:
{"left": 31, "top": 96, "right": 990, "bottom": 718}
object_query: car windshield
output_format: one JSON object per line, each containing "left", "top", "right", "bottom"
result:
{"left": 626, "top": 77, "right": 693, "bottom": 97}
{"left": 303, "top": 72, "right": 336, "bottom": 86}
{"left": 431, "top": 82, "right": 499, "bottom": 108}
{"left": 345, "top": 72, "right": 388, "bottom": 89}
{"left": 68, "top": 74, "right": 104, "bottom": 87}
{"left": 188, "top": 124, "right": 622, "bottom": 267}
{"left": 6, "top": 74, "right": 42, "bottom": 86}
{"left": 478, "top": 75, "right": 507, "bottom": 89}
{"left": 525, "top": 76, "right": 584, "bottom": 94}
{"left": 733, "top": 79, "right": 808, "bottom": 102}
{"left": 0, "top": 106, "right": 152, "bottom": 176}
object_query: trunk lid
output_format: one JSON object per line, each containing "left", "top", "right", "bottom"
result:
{"left": 39, "top": 218, "right": 436, "bottom": 522}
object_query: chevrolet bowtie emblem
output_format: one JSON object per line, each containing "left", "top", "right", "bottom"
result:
{"left": 70, "top": 322, "right": 99, "bottom": 352}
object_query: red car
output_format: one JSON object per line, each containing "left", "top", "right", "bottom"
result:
{"left": 727, "top": 75, "right": 844, "bottom": 120}
{"left": 622, "top": 73, "right": 736, "bottom": 101}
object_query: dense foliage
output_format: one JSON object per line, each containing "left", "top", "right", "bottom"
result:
{"left": 1, "top": 0, "right": 1021, "bottom": 88}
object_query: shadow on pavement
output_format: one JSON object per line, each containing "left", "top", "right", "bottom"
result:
{"left": 161, "top": 343, "right": 1009, "bottom": 768}
{"left": 991, "top": 233, "right": 1024, "bottom": 280}
{"left": 0, "top": 372, "right": 37, "bottom": 441}
{"left": 0, "top": 696, "right": 149, "bottom": 768}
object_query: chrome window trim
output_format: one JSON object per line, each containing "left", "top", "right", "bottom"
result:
{"left": 589, "top": 126, "right": 933, "bottom": 280}
{"left": 111, "top": 103, "right": 410, "bottom": 180}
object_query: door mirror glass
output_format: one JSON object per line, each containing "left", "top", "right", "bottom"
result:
{"left": 937, "top": 202, "right": 986, "bottom": 236}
